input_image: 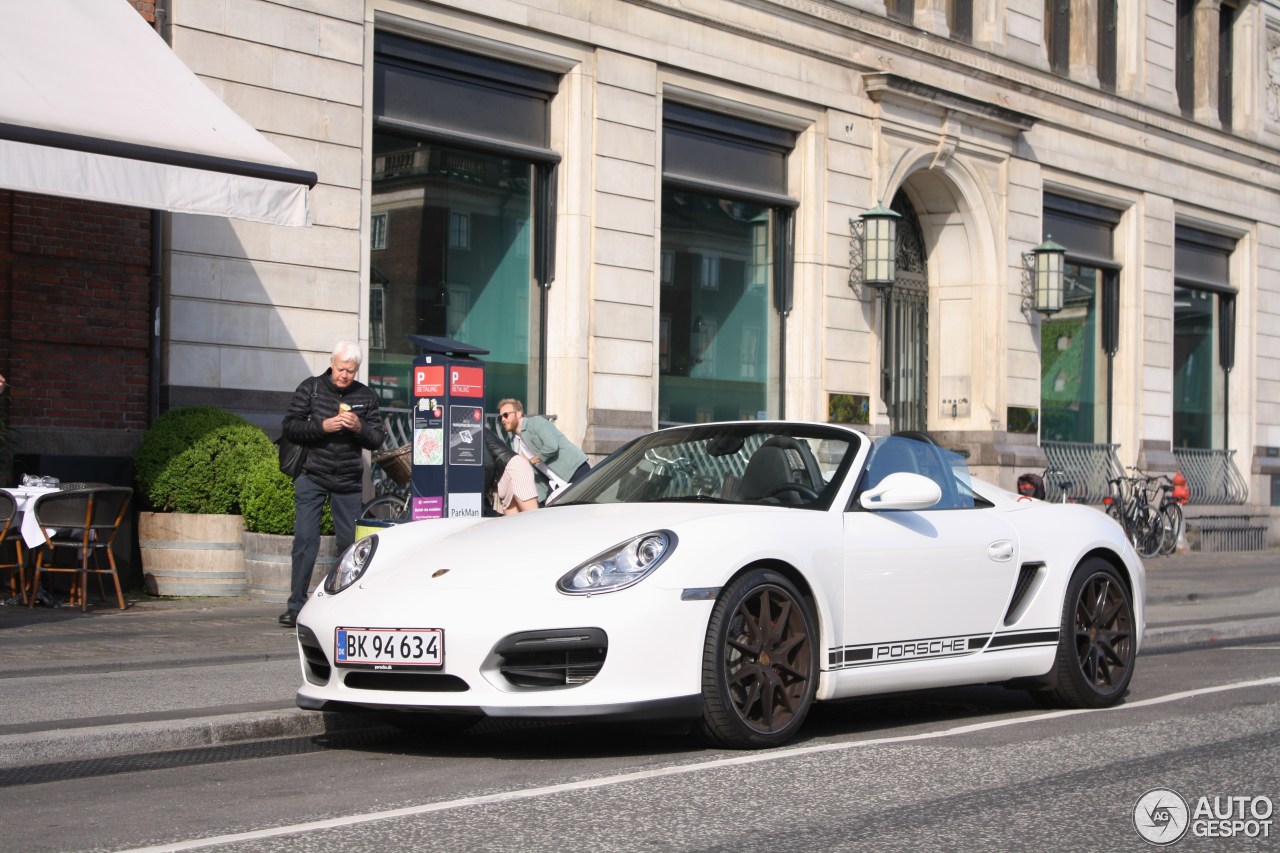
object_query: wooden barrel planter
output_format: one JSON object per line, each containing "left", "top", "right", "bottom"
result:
{"left": 139, "top": 512, "right": 246, "bottom": 597}
{"left": 243, "top": 532, "right": 338, "bottom": 603}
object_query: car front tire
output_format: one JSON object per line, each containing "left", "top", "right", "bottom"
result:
{"left": 696, "top": 568, "right": 818, "bottom": 749}
{"left": 1035, "top": 557, "right": 1136, "bottom": 709}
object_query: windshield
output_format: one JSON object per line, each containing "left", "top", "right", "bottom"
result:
{"left": 554, "top": 423, "right": 859, "bottom": 510}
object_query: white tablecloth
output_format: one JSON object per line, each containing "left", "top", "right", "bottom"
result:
{"left": 2, "top": 486, "right": 59, "bottom": 548}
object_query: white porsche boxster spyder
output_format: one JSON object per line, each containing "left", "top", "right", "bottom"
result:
{"left": 295, "top": 422, "right": 1144, "bottom": 749}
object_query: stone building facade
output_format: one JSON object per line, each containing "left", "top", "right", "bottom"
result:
{"left": 9, "top": 0, "right": 1279, "bottom": 534}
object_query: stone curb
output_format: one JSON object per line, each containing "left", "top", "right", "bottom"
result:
{"left": 1142, "top": 616, "right": 1280, "bottom": 650}
{"left": 0, "top": 708, "right": 382, "bottom": 771}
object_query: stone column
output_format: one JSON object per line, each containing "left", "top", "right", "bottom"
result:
{"left": 1069, "top": 0, "right": 1100, "bottom": 87}
{"left": 1194, "top": 0, "right": 1223, "bottom": 127}
{"left": 917, "top": 0, "right": 948, "bottom": 36}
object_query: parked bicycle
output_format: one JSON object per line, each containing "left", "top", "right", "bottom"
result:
{"left": 360, "top": 489, "right": 410, "bottom": 521}
{"left": 1103, "top": 468, "right": 1185, "bottom": 558}
{"left": 360, "top": 444, "right": 412, "bottom": 521}
{"left": 1152, "top": 474, "right": 1188, "bottom": 556}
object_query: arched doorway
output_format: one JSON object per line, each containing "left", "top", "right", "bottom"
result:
{"left": 882, "top": 190, "right": 928, "bottom": 433}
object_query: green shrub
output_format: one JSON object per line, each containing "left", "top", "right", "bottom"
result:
{"left": 241, "top": 457, "right": 334, "bottom": 535}
{"left": 147, "top": 423, "right": 275, "bottom": 514}
{"left": 134, "top": 406, "right": 250, "bottom": 508}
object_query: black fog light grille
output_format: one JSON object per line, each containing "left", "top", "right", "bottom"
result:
{"left": 297, "top": 625, "right": 331, "bottom": 685}
{"left": 494, "top": 628, "right": 608, "bottom": 688}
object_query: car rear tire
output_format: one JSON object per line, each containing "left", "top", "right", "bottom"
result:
{"left": 696, "top": 568, "right": 818, "bottom": 749}
{"left": 1035, "top": 558, "right": 1136, "bottom": 709}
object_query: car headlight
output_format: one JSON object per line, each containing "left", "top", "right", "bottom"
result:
{"left": 324, "top": 534, "right": 378, "bottom": 595}
{"left": 557, "top": 531, "right": 676, "bottom": 595}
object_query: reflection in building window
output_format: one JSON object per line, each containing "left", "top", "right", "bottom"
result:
{"left": 660, "top": 102, "right": 796, "bottom": 426}
{"left": 660, "top": 190, "right": 775, "bottom": 423}
{"left": 370, "top": 212, "right": 388, "bottom": 250}
{"left": 887, "top": 0, "right": 915, "bottom": 25}
{"left": 370, "top": 34, "right": 559, "bottom": 413}
{"left": 1174, "top": 225, "right": 1236, "bottom": 449}
{"left": 368, "top": 134, "right": 534, "bottom": 408}
{"left": 1173, "top": 287, "right": 1221, "bottom": 448}
{"left": 370, "top": 284, "right": 386, "bottom": 350}
{"left": 749, "top": 221, "right": 768, "bottom": 291}
{"left": 1040, "top": 195, "right": 1122, "bottom": 444}
{"left": 1040, "top": 265, "right": 1114, "bottom": 442}
{"left": 449, "top": 212, "right": 470, "bottom": 250}
{"left": 700, "top": 255, "right": 720, "bottom": 291}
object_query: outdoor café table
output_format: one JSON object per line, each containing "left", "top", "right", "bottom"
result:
{"left": 2, "top": 485, "right": 59, "bottom": 548}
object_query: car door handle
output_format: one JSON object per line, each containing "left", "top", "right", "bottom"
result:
{"left": 987, "top": 540, "right": 1015, "bottom": 562}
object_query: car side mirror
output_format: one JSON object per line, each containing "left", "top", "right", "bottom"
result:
{"left": 858, "top": 472, "right": 942, "bottom": 511}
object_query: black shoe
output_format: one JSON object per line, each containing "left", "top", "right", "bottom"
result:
{"left": 278, "top": 610, "right": 298, "bottom": 628}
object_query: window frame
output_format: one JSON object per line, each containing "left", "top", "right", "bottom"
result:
{"left": 371, "top": 33, "right": 562, "bottom": 411}
{"left": 1173, "top": 224, "right": 1237, "bottom": 449}
{"left": 659, "top": 102, "right": 798, "bottom": 425}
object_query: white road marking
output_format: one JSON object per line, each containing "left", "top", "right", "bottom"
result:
{"left": 119, "top": 675, "right": 1280, "bottom": 853}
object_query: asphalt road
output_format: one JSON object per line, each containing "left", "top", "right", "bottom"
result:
{"left": 4, "top": 637, "right": 1278, "bottom": 853}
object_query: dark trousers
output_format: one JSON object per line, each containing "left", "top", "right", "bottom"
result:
{"left": 569, "top": 461, "right": 591, "bottom": 484}
{"left": 288, "top": 474, "right": 361, "bottom": 613}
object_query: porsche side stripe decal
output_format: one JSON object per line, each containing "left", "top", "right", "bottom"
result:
{"left": 827, "top": 628, "right": 1060, "bottom": 669}
{"left": 986, "top": 630, "right": 1059, "bottom": 649}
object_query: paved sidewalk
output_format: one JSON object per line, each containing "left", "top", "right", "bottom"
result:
{"left": 0, "top": 547, "right": 1277, "bottom": 770}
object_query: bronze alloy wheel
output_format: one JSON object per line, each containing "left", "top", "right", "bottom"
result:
{"left": 698, "top": 569, "right": 818, "bottom": 749}
{"left": 1037, "top": 558, "right": 1136, "bottom": 709}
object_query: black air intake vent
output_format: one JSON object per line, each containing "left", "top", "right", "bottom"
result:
{"left": 494, "top": 628, "right": 608, "bottom": 688}
{"left": 1003, "top": 562, "right": 1046, "bottom": 626}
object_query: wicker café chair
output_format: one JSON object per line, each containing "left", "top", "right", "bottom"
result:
{"left": 0, "top": 490, "right": 27, "bottom": 605}
{"left": 29, "top": 486, "right": 133, "bottom": 611}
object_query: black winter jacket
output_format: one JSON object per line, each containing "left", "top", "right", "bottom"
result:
{"left": 282, "top": 370, "right": 385, "bottom": 494}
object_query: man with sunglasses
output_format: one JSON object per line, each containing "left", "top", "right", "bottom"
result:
{"left": 496, "top": 398, "right": 590, "bottom": 504}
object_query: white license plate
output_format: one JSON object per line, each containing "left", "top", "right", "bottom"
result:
{"left": 334, "top": 627, "right": 443, "bottom": 667}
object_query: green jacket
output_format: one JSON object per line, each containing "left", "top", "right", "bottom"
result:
{"left": 514, "top": 415, "right": 588, "bottom": 501}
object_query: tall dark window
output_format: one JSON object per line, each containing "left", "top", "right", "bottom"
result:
{"left": 1045, "top": 0, "right": 1071, "bottom": 75}
{"left": 1176, "top": 0, "right": 1196, "bottom": 116}
{"left": 1174, "top": 226, "right": 1236, "bottom": 449}
{"left": 947, "top": 0, "right": 973, "bottom": 43}
{"left": 1219, "top": 0, "right": 1237, "bottom": 128}
{"left": 1098, "top": 0, "right": 1118, "bottom": 91}
{"left": 887, "top": 0, "right": 915, "bottom": 25}
{"left": 1041, "top": 196, "right": 1122, "bottom": 444}
{"left": 660, "top": 104, "right": 796, "bottom": 426}
{"left": 370, "top": 35, "right": 560, "bottom": 414}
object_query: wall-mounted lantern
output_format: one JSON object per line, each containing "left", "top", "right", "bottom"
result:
{"left": 848, "top": 201, "right": 901, "bottom": 297}
{"left": 1022, "top": 236, "right": 1066, "bottom": 319}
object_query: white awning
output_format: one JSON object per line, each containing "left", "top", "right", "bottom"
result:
{"left": 0, "top": 1, "right": 316, "bottom": 226}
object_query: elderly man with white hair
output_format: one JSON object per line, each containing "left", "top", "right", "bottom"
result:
{"left": 278, "top": 341, "right": 384, "bottom": 628}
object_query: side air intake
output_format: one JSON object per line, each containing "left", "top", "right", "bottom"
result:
{"left": 1003, "top": 562, "right": 1046, "bottom": 626}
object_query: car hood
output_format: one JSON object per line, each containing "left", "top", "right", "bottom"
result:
{"left": 356, "top": 502, "right": 771, "bottom": 592}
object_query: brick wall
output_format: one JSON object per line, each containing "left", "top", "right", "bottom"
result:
{"left": 0, "top": 191, "right": 152, "bottom": 451}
